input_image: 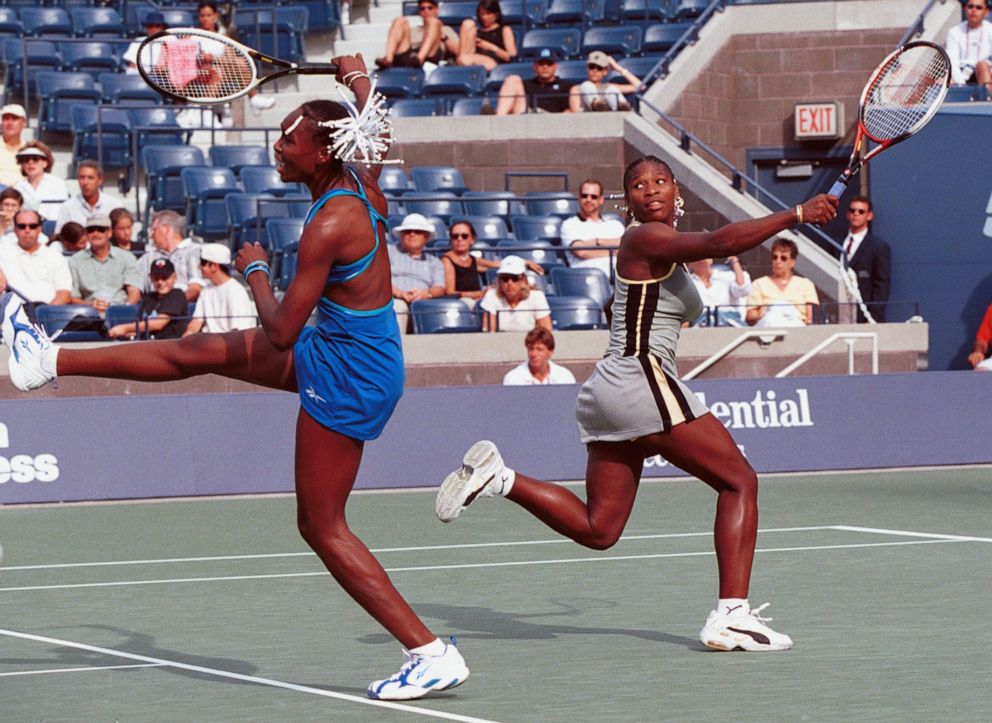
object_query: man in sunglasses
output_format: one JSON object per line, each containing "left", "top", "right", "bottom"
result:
{"left": 0, "top": 209, "right": 71, "bottom": 305}
{"left": 561, "top": 179, "right": 624, "bottom": 279}
{"left": 67, "top": 213, "right": 142, "bottom": 312}
{"left": 946, "top": 0, "right": 992, "bottom": 94}
{"left": 841, "top": 195, "right": 890, "bottom": 323}
{"left": 495, "top": 47, "right": 574, "bottom": 115}
{"left": 375, "top": 0, "right": 458, "bottom": 70}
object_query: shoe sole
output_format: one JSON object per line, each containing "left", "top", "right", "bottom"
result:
{"left": 701, "top": 636, "right": 792, "bottom": 652}
{"left": 435, "top": 441, "right": 498, "bottom": 523}
{"left": 368, "top": 668, "right": 470, "bottom": 700}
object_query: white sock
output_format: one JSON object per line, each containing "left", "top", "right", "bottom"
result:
{"left": 409, "top": 637, "right": 446, "bottom": 657}
{"left": 717, "top": 598, "right": 749, "bottom": 616}
{"left": 498, "top": 467, "right": 516, "bottom": 496}
{"left": 42, "top": 345, "right": 59, "bottom": 378}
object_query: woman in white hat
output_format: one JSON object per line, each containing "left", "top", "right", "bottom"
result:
{"left": 479, "top": 254, "right": 552, "bottom": 332}
{"left": 569, "top": 51, "right": 641, "bottom": 112}
{"left": 13, "top": 141, "right": 69, "bottom": 221}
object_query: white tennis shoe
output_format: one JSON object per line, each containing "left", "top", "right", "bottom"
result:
{"left": 367, "top": 637, "right": 469, "bottom": 700}
{"left": 436, "top": 440, "right": 509, "bottom": 522}
{"left": 0, "top": 292, "right": 56, "bottom": 391}
{"left": 699, "top": 603, "right": 793, "bottom": 652}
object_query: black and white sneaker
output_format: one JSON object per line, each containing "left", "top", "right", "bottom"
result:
{"left": 699, "top": 603, "right": 793, "bottom": 651}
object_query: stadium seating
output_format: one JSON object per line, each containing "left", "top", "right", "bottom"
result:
{"left": 519, "top": 28, "right": 582, "bottom": 59}
{"left": 497, "top": 239, "right": 565, "bottom": 271}
{"left": 70, "top": 7, "right": 127, "bottom": 38}
{"left": 410, "top": 166, "right": 468, "bottom": 195}
{"left": 36, "top": 71, "right": 100, "bottom": 135}
{"left": 581, "top": 25, "right": 643, "bottom": 57}
{"left": 547, "top": 295, "right": 607, "bottom": 330}
{"left": 438, "top": 1, "right": 477, "bottom": 27}
{"left": 620, "top": 0, "right": 670, "bottom": 21}
{"left": 550, "top": 266, "right": 612, "bottom": 306}
{"left": 238, "top": 8, "right": 308, "bottom": 63}
{"left": 462, "top": 191, "right": 526, "bottom": 220}
{"left": 510, "top": 214, "right": 563, "bottom": 242}
{"left": 240, "top": 166, "right": 307, "bottom": 196}
{"left": 181, "top": 166, "right": 239, "bottom": 240}
{"left": 20, "top": 8, "right": 72, "bottom": 37}
{"left": 274, "top": 241, "right": 298, "bottom": 291}
{"left": 642, "top": 22, "right": 692, "bottom": 53}
{"left": 70, "top": 105, "right": 132, "bottom": 174}
{"left": 62, "top": 41, "right": 121, "bottom": 81}
{"left": 450, "top": 97, "right": 492, "bottom": 116}
{"left": 226, "top": 193, "right": 309, "bottom": 249}
{"left": 105, "top": 303, "right": 140, "bottom": 337}
{"left": 410, "top": 298, "right": 483, "bottom": 334}
{"left": 450, "top": 215, "right": 511, "bottom": 241}
{"left": 400, "top": 192, "right": 464, "bottom": 224}
{"left": 524, "top": 191, "right": 579, "bottom": 219}
{"left": 421, "top": 65, "right": 488, "bottom": 98}
{"left": 378, "top": 166, "right": 413, "bottom": 196}
{"left": 485, "top": 60, "right": 533, "bottom": 92}
{"left": 2, "top": 38, "right": 62, "bottom": 102}
{"left": 35, "top": 304, "right": 104, "bottom": 342}
{"left": 99, "top": 72, "right": 162, "bottom": 104}
{"left": 544, "top": 0, "right": 605, "bottom": 26}
{"left": 209, "top": 146, "right": 271, "bottom": 174}
{"left": 675, "top": 0, "right": 708, "bottom": 21}
{"left": 142, "top": 145, "right": 206, "bottom": 215}
{"left": 374, "top": 68, "right": 425, "bottom": 99}
{"left": 129, "top": 107, "right": 184, "bottom": 149}
{"left": 388, "top": 98, "right": 447, "bottom": 117}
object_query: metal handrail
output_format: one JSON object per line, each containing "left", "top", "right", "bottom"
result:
{"left": 775, "top": 332, "right": 879, "bottom": 377}
{"left": 897, "top": 0, "right": 947, "bottom": 47}
{"left": 683, "top": 329, "right": 789, "bottom": 380}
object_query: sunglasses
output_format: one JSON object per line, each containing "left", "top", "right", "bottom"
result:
{"left": 771, "top": 254, "right": 792, "bottom": 261}
{"left": 848, "top": 208, "right": 868, "bottom": 214}
{"left": 85, "top": 226, "right": 109, "bottom": 233}
{"left": 450, "top": 232, "right": 472, "bottom": 240}
{"left": 18, "top": 157, "right": 43, "bottom": 163}
{"left": 498, "top": 274, "right": 525, "bottom": 282}
{"left": 966, "top": 4, "right": 985, "bottom": 9}
{"left": 587, "top": 64, "right": 606, "bottom": 71}
{"left": 580, "top": 193, "right": 601, "bottom": 199}
{"left": 15, "top": 223, "right": 40, "bottom": 230}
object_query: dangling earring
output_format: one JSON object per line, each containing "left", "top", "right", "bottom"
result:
{"left": 673, "top": 196, "right": 685, "bottom": 228}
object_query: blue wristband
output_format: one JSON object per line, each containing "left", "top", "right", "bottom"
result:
{"left": 244, "top": 261, "right": 271, "bottom": 280}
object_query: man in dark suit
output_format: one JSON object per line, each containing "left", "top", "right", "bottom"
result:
{"left": 841, "top": 196, "right": 891, "bottom": 322}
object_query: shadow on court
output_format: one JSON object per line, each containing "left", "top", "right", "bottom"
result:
{"left": 355, "top": 599, "right": 701, "bottom": 650}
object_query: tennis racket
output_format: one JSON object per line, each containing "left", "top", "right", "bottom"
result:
{"left": 136, "top": 28, "right": 339, "bottom": 104}
{"left": 828, "top": 40, "right": 950, "bottom": 197}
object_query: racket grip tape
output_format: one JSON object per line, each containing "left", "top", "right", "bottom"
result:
{"left": 828, "top": 176, "right": 849, "bottom": 198}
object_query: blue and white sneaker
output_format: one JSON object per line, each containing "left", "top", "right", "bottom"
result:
{"left": 0, "top": 291, "right": 56, "bottom": 391}
{"left": 699, "top": 603, "right": 793, "bottom": 652}
{"left": 367, "top": 637, "right": 470, "bottom": 700}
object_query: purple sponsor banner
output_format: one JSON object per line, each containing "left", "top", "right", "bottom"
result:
{"left": 0, "top": 372, "right": 988, "bottom": 505}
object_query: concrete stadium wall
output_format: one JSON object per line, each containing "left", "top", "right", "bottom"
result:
{"left": 0, "top": 371, "right": 986, "bottom": 505}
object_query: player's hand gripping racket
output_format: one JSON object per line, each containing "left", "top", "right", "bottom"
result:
{"left": 136, "top": 28, "right": 339, "bottom": 104}
{"left": 828, "top": 40, "right": 950, "bottom": 197}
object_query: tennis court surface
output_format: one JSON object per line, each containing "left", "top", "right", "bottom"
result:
{"left": 2, "top": 466, "right": 990, "bottom": 721}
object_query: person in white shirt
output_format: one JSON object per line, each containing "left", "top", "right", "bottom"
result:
{"left": 140, "top": 210, "right": 204, "bottom": 302}
{"left": 479, "top": 255, "right": 551, "bottom": 332}
{"left": 687, "top": 256, "right": 751, "bottom": 326}
{"left": 13, "top": 143, "right": 69, "bottom": 221}
{"left": 502, "top": 326, "right": 576, "bottom": 385}
{"left": 122, "top": 13, "right": 169, "bottom": 74}
{"left": 54, "top": 162, "right": 125, "bottom": 235}
{"left": 946, "top": 1, "right": 992, "bottom": 92}
{"left": 0, "top": 209, "right": 71, "bottom": 304}
{"left": 183, "top": 243, "right": 256, "bottom": 334}
{"left": 560, "top": 179, "right": 625, "bottom": 280}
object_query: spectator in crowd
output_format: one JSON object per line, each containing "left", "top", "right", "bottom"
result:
{"left": 0, "top": 188, "right": 51, "bottom": 248}
{"left": 140, "top": 210, "right": 203, "bottom": 302}
{"left": 841, "top": 195, "right": 891, "bottom": 322}
{"left": 388, "top": 213, "right": 445, "bottom": 332}
{"left": 108, "top": 258, "right": 189, "bottom": 339}
{"left": 946, "top": 0, "right": 992, "bottom": 93}
{"left": 0, "top": 103, "right": 27, "bottom": 187}
{"left": 122, "top": 12, "right": 169, "bottom": 74}
{"left": 495, "top": 48, "right": 574, "bottom": 115}
{"left": 745, "top": 238, "right": 818, "bottom": 327}
{"left": 503, "top": 326, "right": 576, "bottom": 385}
{"left": 967, "top": 300, "right": 992, "bottom": 371}
{"left": 14, "top": 143, "right": 69, "bottom": 222}
{"left": 561, "top": 179, "right": 625, "bottom": 278}
{"left": 197, "top": 0, "right": 275, "bottom": 113}
{"left": 50, "top": 222, "right": 87, "bottom": 255}
{"left": 0, "top": 209, "right": 71, "bottom": 304}
{"left": 340, "top": 0, "right": 352, "bottom": 25}
{"left": 480, "top": 255, "right": 552, "bottom": 332}
{"left": 55, "top": 162, "right": 125, "bottom": 234}
{"left": 687, "top": 256, "right": 751, "bottom": 327}
{"left": 442, "top": 220, "right": 542, "bottom": 306}
{"left": 183, "top": 243, "right": 256, "bottom": 335}
{"left": 569, "top": 52, "right": 641, "bottom": 112}
{"left": 68, "top": 213, "right": 142, "bottom": 311}
{"left": 456, "top": 0, "right": 517, "bottom": 70}
{"left": 375, "top": 0, "right": 459, "bottom": 69}
{"left": 110, "top": 208, "right": 145, "bottom": 256}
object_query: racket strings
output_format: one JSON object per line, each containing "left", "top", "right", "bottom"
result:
{"left": 863, "top": 47, "right": 949, "bottom": 140}
{"left": 139, "top": 32, "right": 255, "bottom": 102}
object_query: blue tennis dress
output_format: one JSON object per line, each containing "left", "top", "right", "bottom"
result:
{"left": 293, "top": 170, "right": 404, "bottom": 441}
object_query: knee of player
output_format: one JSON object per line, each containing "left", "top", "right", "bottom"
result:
{"left": 585, "top": 525, "right": 623, "bottom": 551}
{"left": 297, "top": 510, "right": 347, "bottom": 548}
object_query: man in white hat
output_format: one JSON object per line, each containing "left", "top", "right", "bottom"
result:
{"left": 387, "top": 212, "right": 445, "bottom": 333}
{"left": 0, "top": 104, "right": 27, "bottom": 187}
{"left": 183, "top": 242, "right": 256, "bottom": 335}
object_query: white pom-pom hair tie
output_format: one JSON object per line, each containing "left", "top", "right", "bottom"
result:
{"left": 317, "top": 78, "right": 401, "bottom": 166}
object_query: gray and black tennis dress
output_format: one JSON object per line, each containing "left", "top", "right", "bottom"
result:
{"left": 575, "top": 262, "right": 711, "bottom": 443}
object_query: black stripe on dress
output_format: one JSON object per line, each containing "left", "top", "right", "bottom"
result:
{"left": 638, "top": 281, "right": 660, "bottom": 358}
{"left": 638, "top": 355, "right": 672, "bottom": 431}
{"left": 623, "top": 282, "right": 642, "bottom": 356}
{"left": 656, "top": 356, "right": 697, "bottom": 422}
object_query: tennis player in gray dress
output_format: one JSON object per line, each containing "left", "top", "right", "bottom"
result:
{"left": 437, "top": 155, "right": 838, "bottom": 652}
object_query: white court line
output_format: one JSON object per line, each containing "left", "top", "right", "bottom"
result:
{"left": 0, "top": 538, "right": 965, "bottom": 593}
{"left": 0, "top": 526, "right": 836, "bottom": 572}
{"left": 0, "top": 663, "right": 165, "bottom": 677}
{"left": 829, "top": 525, "right": 992, "bottom": 543}
{"left": 0, "top": 628, "right": 499, "bottom": 723}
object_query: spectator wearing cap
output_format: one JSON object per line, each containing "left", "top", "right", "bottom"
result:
{"left": 110, "top": 207, "right": 145, "bottom": 256}
{"left": 183, "top": 242, "right": 256, "bottom": 335}
{"left": 0, "top": 103, "right": 27, "bottom": 187}
{"left": 569, "top": 51, "right": 641, "bottom": 112}
{"left": 0, "top": 209, "right": 71, "bottom": 304}
{"left": 68, "top": 213, "right": 142, "bottom": 311}
{"left": 108, "top": 258, "right": 189, "bottom": 339}
{"left": 479, "top": 255, "right": 551, "bottom": 332}
{"left": 503, "top": 326, "right": 576, "bottom": 385}
{"left": 387, "top": 212, "right": 446, "bottom": 333}
{"left": 13, "top": 141, "right": 69, "bottom": 221}
{"left": 54, "top": 161, "right": 125, "bottom": 235}
{"left": 375, "top": 0, "right": 459, "bottom": 70}
{"left": 139, "top": 209, "right": 203, "bottom": 302}
{"left": 560, "top": 178, "right": 625, "bottom": 278}
{"left": 495, "top": 48, "right": 574, "bottom": 115}
{"left": 123, "top": 11, "right": 169, "bottom": 74}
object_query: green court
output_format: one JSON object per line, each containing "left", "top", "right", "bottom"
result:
{"left": 2, "top": 467, "right": 990, "bottom": 721}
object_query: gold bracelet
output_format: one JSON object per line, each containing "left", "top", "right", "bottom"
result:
{"left": 795, "top": 205, "right": 803, "bottom": 224}
{"left": 342, "top": 70, "right": 369, "bottom": 88}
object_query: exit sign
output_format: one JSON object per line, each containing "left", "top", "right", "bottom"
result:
{"left": 794, "top": 102, "right": 843, "bottom": 139}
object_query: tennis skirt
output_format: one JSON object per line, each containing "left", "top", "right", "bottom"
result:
{"left": 575, "top": 354, "right": 710, "bottom": 443}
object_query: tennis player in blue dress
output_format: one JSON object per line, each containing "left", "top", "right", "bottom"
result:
{"left": 0, "top": 54, "right": 469, "bottom": 701}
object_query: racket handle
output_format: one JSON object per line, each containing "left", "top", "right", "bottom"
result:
{"left": 295, "top": 63, "right": 339, "bottom": 75}
{"left": 828, "top": 176, "right": 849, "bottom": 198}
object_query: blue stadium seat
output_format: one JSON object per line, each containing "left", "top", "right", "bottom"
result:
{"left": 547, "top": 295, "right": 606, "bottom": 330}
{"left": 266, "top": 218, "right": 304, "bottom": 280}
{"left": 130, "top": 6, "right": 194, "bottom": 32}
{"left": 274, "top": 241, "right": 298, "bottom": 290}
{"left": 450, "top": 97, "right": 491, "bottom": 116}
{"left": 105, "top": 303, "right": 140, "bottom": 337}
{"left": 399, "top": 192, "right": 464, "bottom": 224}
{"left": 499, "top": 0, "right": 549, "bottom": 27}
{"left": 675, "top": 0, "right": 708, "bottom": 21}
{"left": 36, "top": 71, "right": 100, "bottom": 134}
{"left": 544, "top": 0, "right": 605, "bottom": 25}
{"left": 20, "top": 8, "right": 72, "bottom": 37}
{"left": 497, "top": 239, "right": 565, "bottom": 271}
{"left": 642, "top": 22, "right": 691, "bottom": 54}
{"left": 142, "top": 144, "right": 205, "bottom": 215}
{"left": 410, "top": 298, "right": 483, "bottom": 334}
{"left": 62, "top": 41, "right": 121, "bottom": 81}
{"left": 519, "top": 28, "right": 582, "bottom": 60}
{"left": 387, "top": 98, "right": 446, "bottom": 117}
{"left": 484, "top": 60, "right": 533, "bottom": 92}
{"left": 438, "top": 1, "right": 478, "bottom": 27}
{"left": 238, "top": 8, "right": 308, "bottom": 63}
{"left": 373, "top": 67, "right": 425, "bottom": 99}
{"left": 129, "top": 107, "right": 183, "bottom": 149}
{"left": 581, "top": 25, "right": 643, "bottom": 57}
{"left": 524, "top": 191, "right": 579, "bottom": 219}
{"left": 556, "top": 59, "right": 589, "bottom": 84}
{"left": 378, "top": 166, "right": 413, "bottom": 196}
{"left": 621, "top": 0, "right": 671, "bottom": 21}
{"left": 226, "top": 193, "right": 300, "bottom": 249}
{"left": 2, "top": 38, "right": 62, "bottom": 101}
{"left": 550, "top": 266, "right": 612, "bottom": 305}
{"left": 35, "top": 303, "right": 104, "bottom": 341}
{"left": 181, "top": 166, "right": 239, "bottom": 240}
{"left": 945, "top": 85, "right": 990, "bottom": 102}
{"left": 209, "top": 146, "right": 270, "bottom": 174}
{"left": 450, "top": 215, "right": 511, "bottom": 241}
{"left": 510, "top": 214, "right": 562, "bottom": 241}
{"left": 463, "top": 191, "right": 526, "bottom": 219}
{"left": 70, "top": 7, "right": 127, "bottom": 38}
{"left": 410, "top": 166, "right": 468, "bottom": 195}
{"left": 296, "top": 0, "right": 339, "bottom": 32}
{"left": 99, "top": 72, "right": 162, "bottom": 104}
{"left": 70, "top": 105, "right": 131, "bottom": 173}
{"left": 0, "top": 9, "right": 23, "bottom": 39}
{"left": 240, "top": 166, "right": 307, "bottom": 196}
{"left": 421, "top": 65, "right": 488, "bottom": 97}
{"left": 610, "top": 54, "right": 663, "bottom": 82}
